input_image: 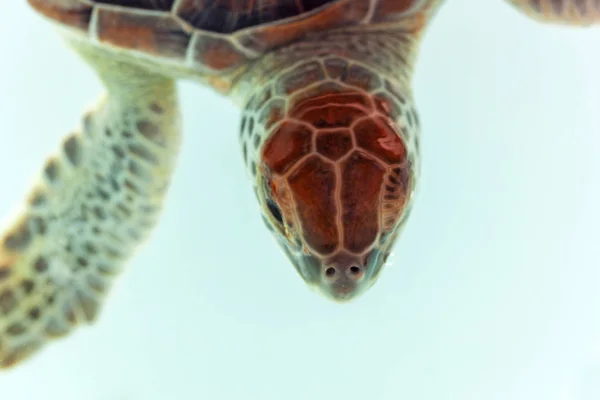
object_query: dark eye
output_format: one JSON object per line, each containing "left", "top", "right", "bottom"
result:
{"left": 266, "top": 198, "right": 283, "bottom": 224}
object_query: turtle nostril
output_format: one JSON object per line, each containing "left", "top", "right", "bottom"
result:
{"left": 348, "top": 265, "right": 364, "bottom": 280}
{"left": 324, "top": 267, "right": 337, "bottom": 281}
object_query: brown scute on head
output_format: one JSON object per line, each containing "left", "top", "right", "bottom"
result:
{"left": 28, "top": 0, "right": 93, "bottom": 31}
{"left": 263, "top": 121, "right": 313, "bottom": 175}
{"left": 354, "top": 117, "right": 406, "bottom": 164}
{"left": 316, "top": 130, "right": 353, "bottom": 161}
{"left": 341, "top": 152, "right": 386, "bottom": 253}
{"left": 259, "top": 86, "right": 412, "bottom": 259}
{"left": 288, "top": 156, "right": 339, "bottom": 255}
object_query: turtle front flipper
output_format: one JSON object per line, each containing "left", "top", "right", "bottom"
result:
{"left": 0, "top": 49, "right": 180, "bottom": 368}
{"left": 506, "top": 0, "right": 600, "bottom": 24}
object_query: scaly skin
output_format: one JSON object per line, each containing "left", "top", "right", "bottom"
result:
{"left": 1, "top": 0, "right": 598, "bottom": 368}
{"left": 237, "top": 28, "right": 423, "bottom": 301}
{"left": 0, "top": 42, "right": 181, "bottom": 368}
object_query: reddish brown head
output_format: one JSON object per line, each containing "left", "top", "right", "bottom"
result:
{"left": 248, "top": 81, "right": 417, "bottom": 301}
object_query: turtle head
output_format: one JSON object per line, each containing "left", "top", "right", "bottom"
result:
{"left": 240, "top": 61, "right": 419, "bottom": 302}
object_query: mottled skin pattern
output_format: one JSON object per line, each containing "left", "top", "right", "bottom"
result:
{"left": 0, "top": 0, "right": 597, "bottom": 368}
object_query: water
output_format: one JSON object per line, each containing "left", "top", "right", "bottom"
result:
{"left": 1, "top": 1, "right": 599, "bottom": 399}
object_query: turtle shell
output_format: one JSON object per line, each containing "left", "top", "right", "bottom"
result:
{"left": 29, "top": 0, "right": 425, "bottom": 75}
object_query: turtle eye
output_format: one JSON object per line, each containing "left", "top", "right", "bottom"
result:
{"left": 266, "top": 198, "right": 283, "bottom": 225}
{"left": 261, "top": 175, "right": 284, "bottom": 225}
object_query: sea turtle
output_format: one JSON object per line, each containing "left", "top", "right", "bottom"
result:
{"left": 0, "top": 0, "right": 596, "bottom": 368}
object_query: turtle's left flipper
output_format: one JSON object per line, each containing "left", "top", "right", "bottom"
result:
{"left": 0, "top": 47, "right": 181, "bottom": 369}
{"left": 506, "top": 0, "right": 600, "bottom": 25}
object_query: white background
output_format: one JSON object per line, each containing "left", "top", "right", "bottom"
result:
{"left": 1, "top": 1, "right": 599, "bottom": 399}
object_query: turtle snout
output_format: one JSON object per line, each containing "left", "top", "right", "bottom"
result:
{"left": 320, "top": 260, "right": 367, "bottom": 302}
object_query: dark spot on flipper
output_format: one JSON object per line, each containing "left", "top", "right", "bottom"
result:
{"left": 111, "top": 145, "right": 126, "bottom": 159}
{"left": 84, "top": 242, "right": 97, "bottom": 255}
{"left": 92, "top": 206, "right": 106, "bottom": 220}
{"left": 28, "top": 191, "right": 47, "bottom": 208}
{"left": 253, "top": 134, "right": 260, "bottom": 149}
{"left": 104, "top": 247, "right": 123, "bottom": 261}
{"left": 63, "top": 135, "right": 82, "bottom": 166}
{"left": 411, "top": 108, "right": 420, "bottom": 128}
{"left": 128, "top": 160, "right": 150, "bottom": 179}
{"left": 30, "top": 217, "right": 47, "bottom": 236}
{"left": 28, "top": 307, "right": 41, "bottom": 320}
{"left": 86, "top": 274, "right": 107, "bottom": 294}
{"left": 248, "top": 118, "right": 255, "bottom": 137}
{"left": 0, "top": 268, "right": 10, "bottom": 280}
{"left": 124, "top": 179, "right": 143, "bottom": 195}
{"left": 110, "top": 177, "right": 120, "bottom": 192}
{"left": 94, "top": 172, "right": 106, "bottom": 183}
{"left": 76, "top": 257, "right": 88, "bottom": 268}
{"left": 96, "top": 262, "right": 115, "bottom": 276}
{"left": 117, "top": 203, "right": 132, "bottom": 218}
{"left": 6, "top": 322, "right": 27, "bottom": 336}
{"left": 406, "top": 110, "right": 414, "bottom": 127}
{"left": 96, "top": 188, "right": 110, "bottom": 201}
{"left": 149, "top": 102, "right": 164, "bottom": 114}
{"left": 33, "top": 256, "right": 48, "bottom": 273}
{"left": 82, "top": 111, "right": 93, "bottom": 136}
{"left": 128, "top": 143, "right": 158, "bottom": 164}
{"left": 3, "top": 220, "right": 32, "bottom": 251}
{"left": 0, "top": 289, "right": 17, "bottom": 315}
{"left": 240, "top": 116, "right": 247, "bottom": 137}
{"left": 43, "top": 159, "right": 59, "bottom": 183}
{"left": 62, "top": 302, "right": 77, "bottom": 325}
{"left": 21, "top": 279, "right": 35, "bottom": 295}
{"left": 137, "top": 120, "right": 164, "bottom": 146}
